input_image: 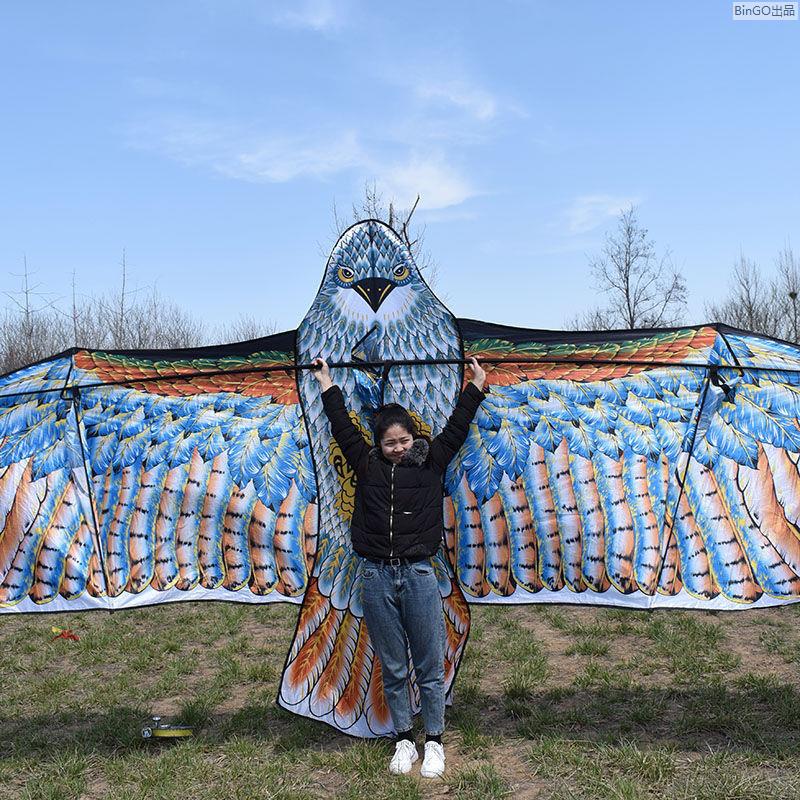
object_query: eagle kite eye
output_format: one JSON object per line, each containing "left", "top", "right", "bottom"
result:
{"left": 337, "top": 266, "right": 355, "bottom": 283}
{"left": 392, "top": 264, "right": 409, "bottom": 280}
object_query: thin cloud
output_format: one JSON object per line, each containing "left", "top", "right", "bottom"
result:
{"left": 566, "top": 194, "right": 641, "bottom": 234}
{"left": 272, "top": 0, "right": 348, "bottom": 31}
{"left": 375, "top": 155, "right": 477, "bottom": 210}
{"left": 415, "top": 81, "right": 498, "bottom": 121}
{"left": 129, "top": 118, "right": 474, "bottom": 209}
{"left": 129, "top": 118, "right": 363, "bottom": 182}
{"left": 228, "top": 133, "right": 363, "bottom": 182}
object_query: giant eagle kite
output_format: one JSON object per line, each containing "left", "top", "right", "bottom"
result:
{"left": 2, "top": 220, "right": 800, "bottom": 737}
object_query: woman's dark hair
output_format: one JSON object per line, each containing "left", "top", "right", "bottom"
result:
{"left": 374, "top": 403, "right": 417, "bottom": 443}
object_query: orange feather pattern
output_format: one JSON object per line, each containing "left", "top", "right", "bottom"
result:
{"left": 686, "top": 459, "right": 761, "bottom": 603}
{"left": 0, "top": 463, "right": 44, "bottom": 582}
{"left": 248, "top": 499, "right": 278, "bottom": 595}
{"left": 274, "top": 481, "right": 306, "bottom": 596}
{"left": 364, "top": 653, "right": 392, "bottom": 734}
{"left": 656, "top": 525, "right": 682, "bottom": 596}
{"left": 443, "top": 494, "right": 456, "bottom": 571}
{"left": 568, "top": 454, "right": 610, "bottom": 592}
{"left": 303, "top": 501, "right": 318, "bottom": 577}
{"left": 31, "top": 482, "right": 79, "bottom": 604}
{"left": 334, "top": 620, "right": 373, "bottom": 729}
{"left": 222, "top": 481, "right": 258, "bottom": 591}
{"left": 285, "top": 601, "right": 343, "bottom": 702}
{"left": 480, "top": 493, "right": 513, "bottom": 595}
{"left": 739, "top": 445, "right": 800, "bottom": 577}
{"left": 453, "top": 474, "right": 489, "bottom": 597}
{"left": 61, "top": 517, "right": 94, "bottom": 600}
{"left": 498, "top": 475, "right": 540, "bottom": 593}
{"left": 86, "top": 550, "right": 106, "bottom": 597}
{"left": 290, "top": 578, "right": 330, "bottom": 656}
{"left": 127, "top": 464, "right": 168, "bottom": 593}
{"left": 106, "top": 463, "right": 139, "bottom": 597}
{"left": 174, "top": 450, "right": 209, "bottom": 591}
{"left": 311, "top": 610, "right": 359, "bottom": 716}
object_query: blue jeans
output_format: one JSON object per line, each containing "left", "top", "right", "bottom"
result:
{"left": 360, "top": 558, "right": 446, "bottom": 736}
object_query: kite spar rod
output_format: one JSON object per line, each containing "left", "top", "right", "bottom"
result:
{"left": 0, "top": 357, "right": 771, "bottom": 402}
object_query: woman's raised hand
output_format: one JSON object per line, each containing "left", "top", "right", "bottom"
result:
{"left": 311, "top": 358, "right": 334, "bottom": 391}
{"left": 468, "top": 357, "right": 486, "bottom": 391}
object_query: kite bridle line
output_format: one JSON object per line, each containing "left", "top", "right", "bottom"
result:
{"left": 0, "top": 356, "right": 767, "bottom": 402}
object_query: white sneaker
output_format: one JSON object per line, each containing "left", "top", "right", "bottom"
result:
{"left": 389, "top": 739, "right": 418, "bottom": 775}
{"left": 420, "top": 741, "right": 445, "bottom": 778}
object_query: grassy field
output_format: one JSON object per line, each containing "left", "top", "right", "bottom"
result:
{"left": 3, "top": 599, "right": 800, "bottom": 800}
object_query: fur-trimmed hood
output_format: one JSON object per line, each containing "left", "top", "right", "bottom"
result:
{"left": 370, "top": 437, "right": 429, "bottom": 467}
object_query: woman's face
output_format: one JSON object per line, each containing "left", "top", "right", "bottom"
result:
{"left": 380, "top": 424, "right": 414, "bottom": 464}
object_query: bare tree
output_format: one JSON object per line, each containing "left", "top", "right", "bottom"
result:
{"left": 0, "top": 256, "right": 68, "bottom": 372}
{"left": 571, "top": 206, "right": 687, "bottom": 330}
{"left": 704, "top": 255, "right": 780, "bottom": 335}
{"left": 776, "top": 244, "right": 800, "bottom": 341}
{"left": 0, "top": 251, "right": 216, "bottom": 372}
{"left": 705, "top": 245, "right": 800, "bottom": 341}
{"left": 214, "top": 314, "right": 277, "bottom": 344}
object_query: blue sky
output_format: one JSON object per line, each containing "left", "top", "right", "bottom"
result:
{"left": 1, "top": 1, "right": 798, "bottom": 336}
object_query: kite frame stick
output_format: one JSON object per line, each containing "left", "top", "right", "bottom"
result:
{"left": 0, "top": 355, "right": 770, "bottom": 402}
{"left": 67, "top": 386, "right": 113, "bottom": 607}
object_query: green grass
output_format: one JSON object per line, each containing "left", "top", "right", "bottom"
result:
{"left": 3, "top": 601, "right": 800, "bottom": 799}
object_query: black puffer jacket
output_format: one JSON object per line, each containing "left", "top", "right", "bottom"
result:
{"left": 321, "top": 383, "right": 486, "bottom": 559}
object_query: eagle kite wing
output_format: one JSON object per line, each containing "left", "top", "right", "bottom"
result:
{"left": 450, "top": 321, "right": 800, "bottom": 608}
{"left": 0, "top": 332, "right": 317, "bottom": 612}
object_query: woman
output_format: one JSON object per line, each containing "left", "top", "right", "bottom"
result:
{"left": 311, "top": 357, "right": 487, "bottom": 777}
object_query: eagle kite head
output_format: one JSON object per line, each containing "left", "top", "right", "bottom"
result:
{"left": 318, "top": 219, "right": 427, "bottom": 323}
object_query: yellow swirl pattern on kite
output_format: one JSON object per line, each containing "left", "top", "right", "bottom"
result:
{"left": 329, "top": 411, "right": 373, "bottom": 522}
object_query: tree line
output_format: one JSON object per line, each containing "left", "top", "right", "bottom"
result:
{"left": 2, "top": 196, "right": 796, "bottom": 375}
{"left": 0, "top": 252, "right": 275, "bottom": 374}
{"left": 572, "top": 205, "right": 798, "bottom": 340}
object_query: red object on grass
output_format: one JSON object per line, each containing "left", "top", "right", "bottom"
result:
{"left": 51, "top": 629, "right": 80, "bottom": 642}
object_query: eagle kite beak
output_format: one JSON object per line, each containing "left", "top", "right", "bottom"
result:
{"left": 352, "top": 278, "right": 395, "bottom": 312}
